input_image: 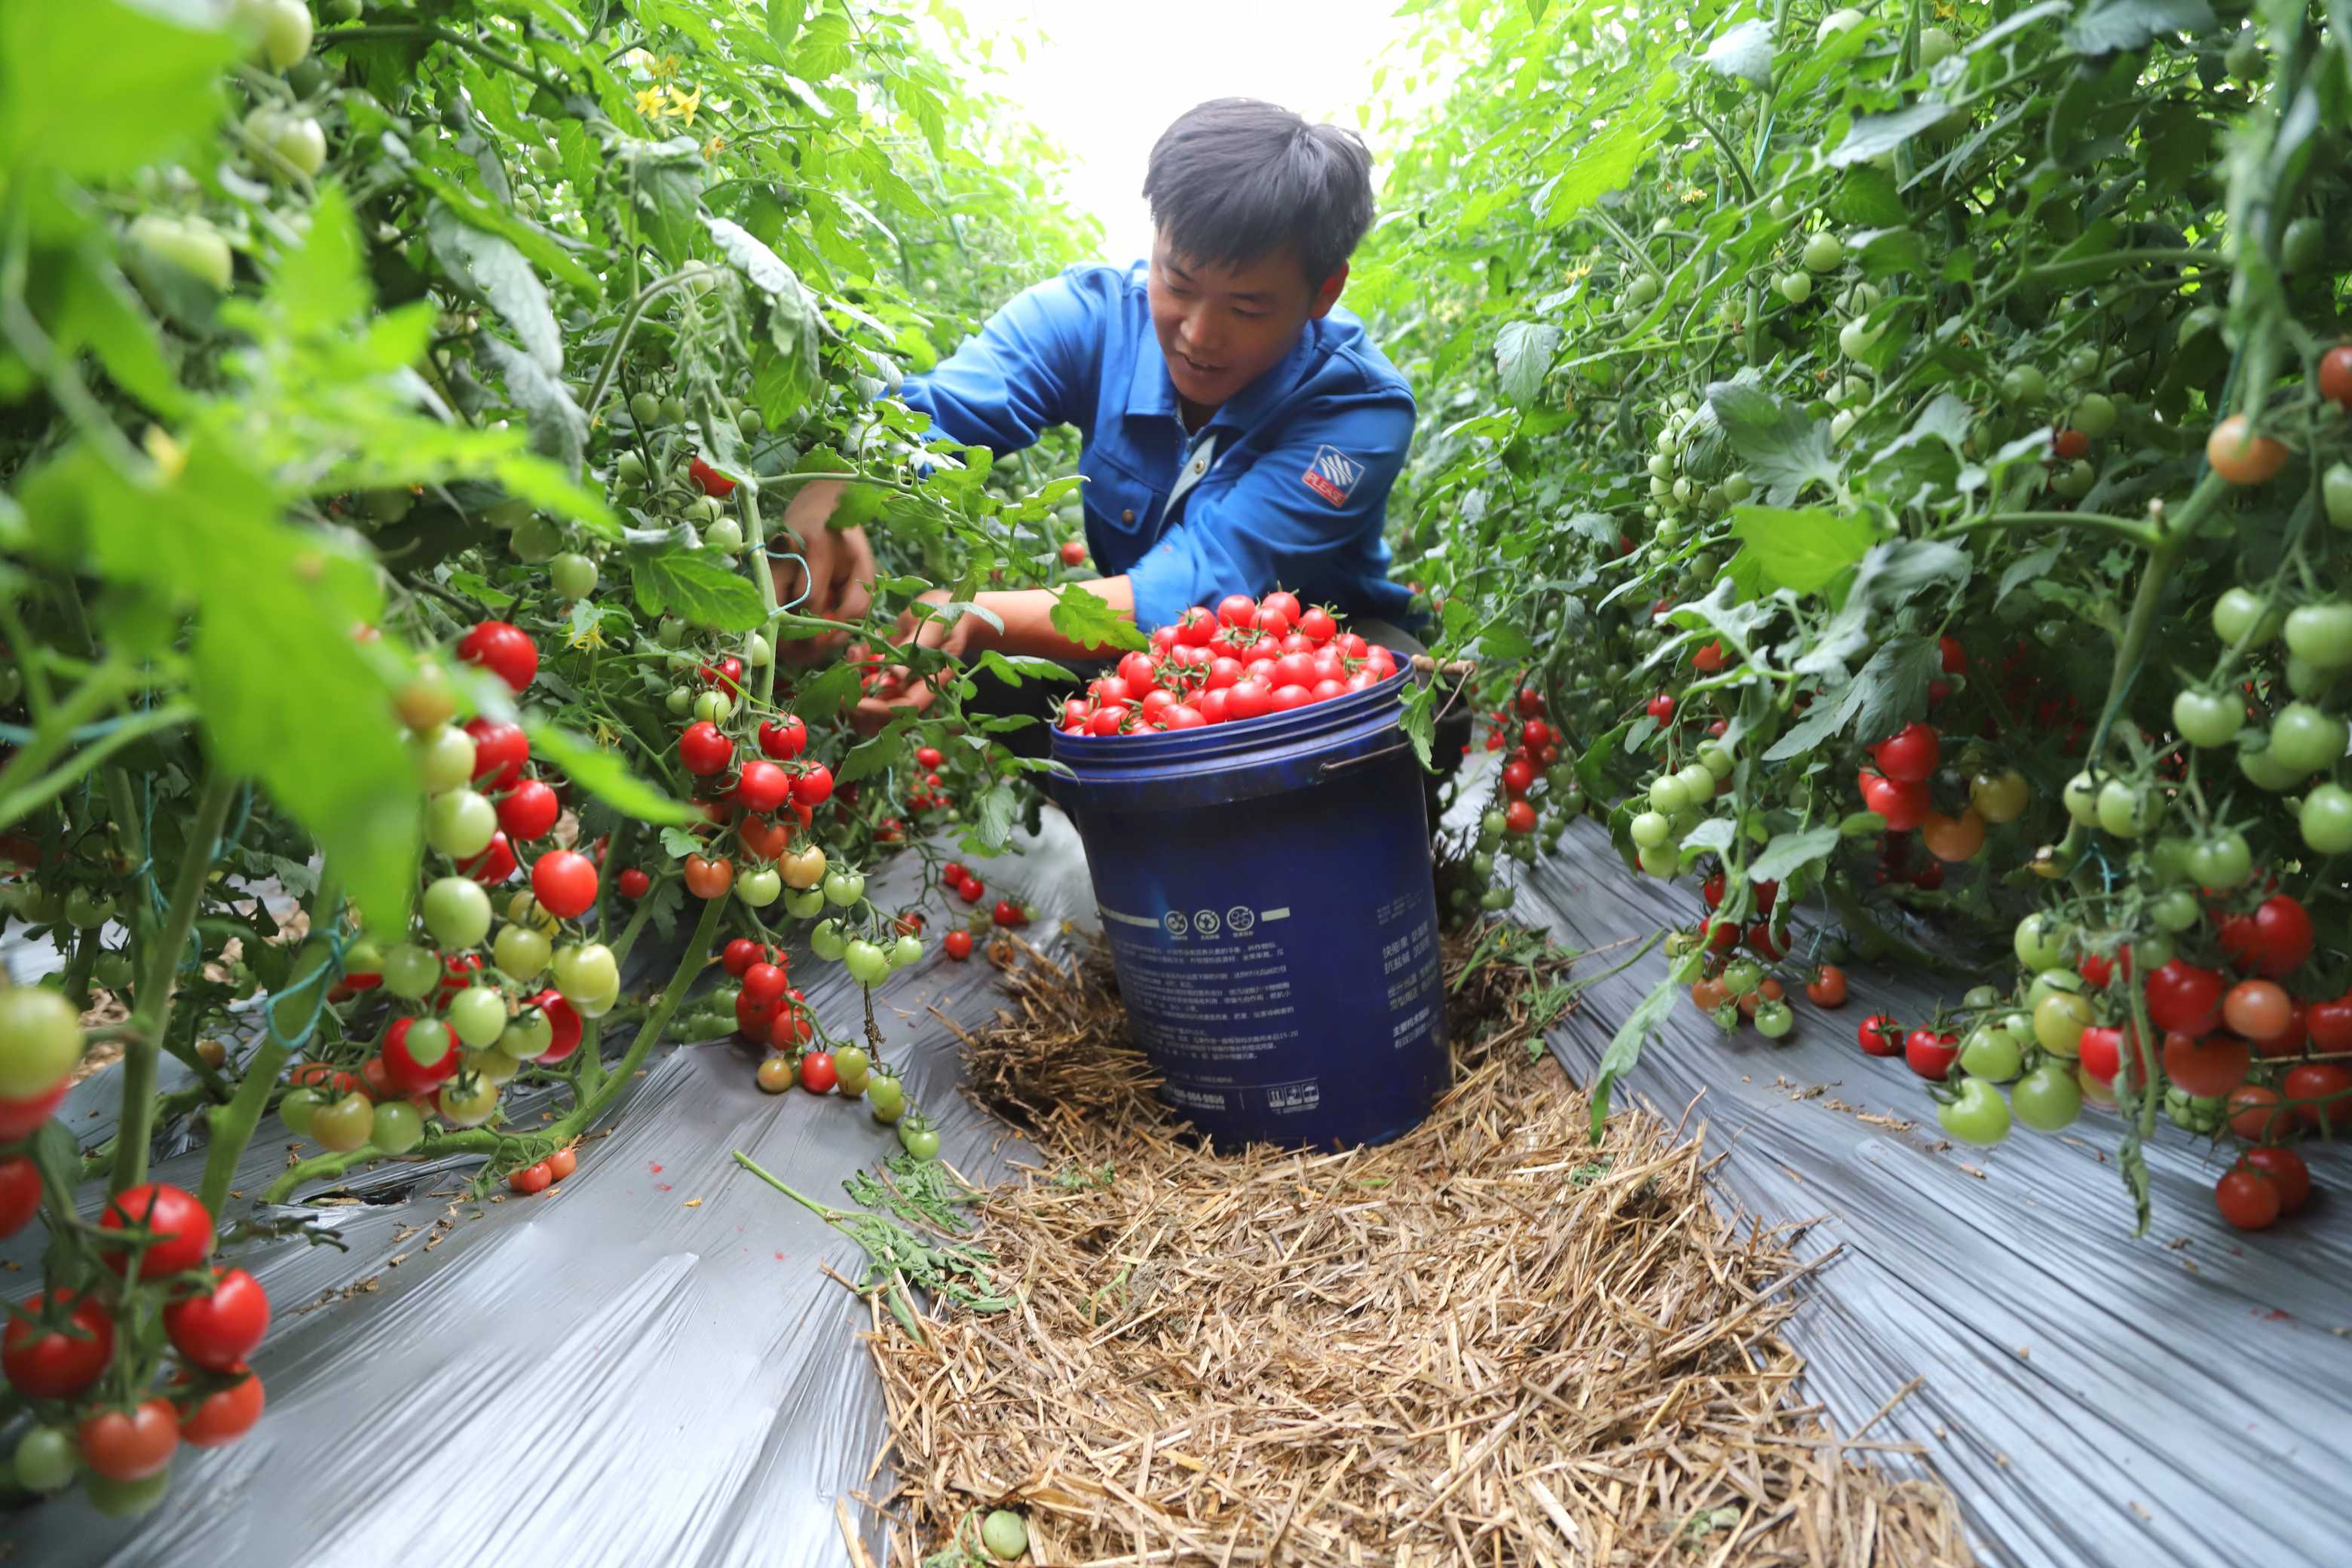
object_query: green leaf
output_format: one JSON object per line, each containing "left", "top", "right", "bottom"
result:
{"left": 426, "top": 202, "right": 562, "bottom": 373}
{"left": 1748, "top": 827, "right": 1843, "bottom": 884}
{"left": 765, "top": 0, "right": 807, "bottom": 51}
{"left": 1997, "top": 544, "right": 2063, "bottom": 605}
{"left": 446, "top": 571, "right": 515, "bottom": 608}
{"left": 1846, "top": 635, "right": 1943, "bottom": 743}
{"left": 2063, "top": 0, "right": 2216, "bottom": 57}
{"left": 1830, "top": 103, "right": 1958, "bottom": 167}
{"left": 960, "top": 782, "right": 1021, "bottom": 853}
{"left": 977, "top": 649, "right": 1075, "bottom": 687}
{"left": 1538, "top": 115, "right": 1663, "bottom": 225}
{"left": 1049, "top": 583, "right": 1147, "bottom": 652}
{"left": 1830, "top": 167, "right": 1909, "bottom": 229}
{"left": 1728, "top": 504, "right": 1876, "bottom": 595}
{"left": 629, "top": 549, "right": 765, "bottom": 631}
{"left": 269, "top": 183, "right": 370, "bottom": 338}
{"left": 53, "top": 254, "right": 184, "bottom": 418}
{"left": 524, "top": 723, "right": 694, "bottom": 826}
{"left": 789, "top": 660, "right": 865, "bottom": 721}
{"left": 617, "top": 136, "right": 706, "bottom": 267}
{"left": 838, "top": 715, "right": 915, "bottom": 785}
{"left": 1705, "top": 381, "right": 1842, "bottom": 506}
{"left": 476, "top": 336, "right": 589, "bottom": 480}
{"left": 1681, "top": 817, "right": 1738, "bottom": 859}
{"left": 0, "top": 0, "right": 240, "bottom": 182}
{"left": 1698, "top": 19, "right": 1775, "bottom": 89}
{"left": 1589, "top": 974, "right": 1677, "bottom": 1139}
{"left": 403, "top": 166, "right": 600, "bottom": 294}
{"left": 1494, "top": 321, "right": 1561, "bottom": 406}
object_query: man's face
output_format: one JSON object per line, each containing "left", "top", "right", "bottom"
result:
{"left": 1147, "top": 231, "right": 1346, "bottom": 412}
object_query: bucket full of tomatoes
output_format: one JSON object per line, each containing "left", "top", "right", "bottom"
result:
{"left": 1048, "top": 593, "right": 1449, "bottom": 1150}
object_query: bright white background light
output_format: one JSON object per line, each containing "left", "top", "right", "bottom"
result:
{"left": 947, "top": 0, "right": 1416, "bottom": 263}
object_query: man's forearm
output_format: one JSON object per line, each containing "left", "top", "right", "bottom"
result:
{"left": 971, "top": 578, "right": 1135, "bottom": 662}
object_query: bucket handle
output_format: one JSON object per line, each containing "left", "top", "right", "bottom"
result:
{"left": 1317, "top": 659, "right": 1478, "bottom": 779}
{"left": 1318, "top": 738, "right": 1418, "bottom": 777}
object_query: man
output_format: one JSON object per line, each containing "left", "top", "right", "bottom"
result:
{"left": 774, "top": 98, "right": 1425, "bottom": 736}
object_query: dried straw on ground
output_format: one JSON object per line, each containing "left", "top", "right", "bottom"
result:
{"left": 859, "top": 936, "right": 1978, "bottom": 1566}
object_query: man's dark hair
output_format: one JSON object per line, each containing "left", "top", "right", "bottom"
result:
{"left": 1142, "top": 98, "right": 1374, "bottom": 286}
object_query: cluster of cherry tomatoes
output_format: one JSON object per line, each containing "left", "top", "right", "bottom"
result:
{"left": 712, "top": 939, "right": 937, "bottom": 1159}
{"left": 1672, "top": 875, "right": 1845, "bottom": 1042}
{"left": 1055, "top": 591, "right": 1401, "bottom": 737}
{"left": 1448, "top": 688, "right": 1585, "bottom": 920}
{"left": 2, "top": 1179, "right": 269, "bottom": 1511}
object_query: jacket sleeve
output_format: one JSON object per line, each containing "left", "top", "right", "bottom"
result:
{"left": 1122, "top": 394, "right": 1415, "bottom": 631}
{"left": 894, "top": 269, "right": 1103, "bottom": 455}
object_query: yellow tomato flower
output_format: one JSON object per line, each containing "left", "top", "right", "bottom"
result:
{"left": 633, "top": 86, "right": 669, "bottom": 121}
{"left": 669, "top": 86, "right": 703, "bottom": 126}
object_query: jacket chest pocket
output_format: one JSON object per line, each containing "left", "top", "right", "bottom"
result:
{"left": 1082, "top": 453, "right": 1166, "bottom": 541}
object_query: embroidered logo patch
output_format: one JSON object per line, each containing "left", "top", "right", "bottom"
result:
{"left": 1300, "top": 445, "right": 1364, "bottom": 507}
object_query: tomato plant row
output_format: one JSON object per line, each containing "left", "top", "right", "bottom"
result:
{"left": 0, "top": 0, "right": 1104, "bottom": 1517}
{"left": 1357, "top": 2, "right": 2352, "bottom": 1230}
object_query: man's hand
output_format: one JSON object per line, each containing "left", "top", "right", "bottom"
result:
{"left": 851, "top": 589, "right": 988, "bottom": 733}
{"left": 772, "top": 479, "right": 874, "bottom": 663}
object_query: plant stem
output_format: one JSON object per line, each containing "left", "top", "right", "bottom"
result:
{"left": 320, "top": 23, "right": 568, "bottom": 97}
{"left": 112, "top": 768, "right": 237, "bottom": 1195}
{"left": 198, "top": 871, "right": 345, "bottom": 1216}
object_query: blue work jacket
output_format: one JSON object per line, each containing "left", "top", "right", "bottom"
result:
{"left": 896, "top": 260, "right": 1416, "bottom": 632}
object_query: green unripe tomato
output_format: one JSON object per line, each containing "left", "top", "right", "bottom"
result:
{"left": 2032, "top": 991, "right": 2093, "bottom": 1057}
{"left": 277, "top": 1086, "right": 323, "bottom": 1136}
{"left": 500, "top": 1009, "right": 554, "bottom": 1060}
{"left": 414, "top": 726, "right": 477, "bottom": 792}
{"left": 810, "top": 920, "right": 849, "bottom": 961}
{"left": 736, "top": 866, "right": 782, "bottom": 908}
{"left": 2171, "top": 688, "right": 2241, "bottom": 749}
{"left": 2060, "top": 771, "right": 2102, "bottom": 828}
{"left": 63, "top": 890, "right": 113, "bottom": 929}
{"left": 2014, "top": 912, "right": 2070, "bottom": 971}
{"left": 11, "top": 1424, "right": 77, "bottom": 1494}
{"left": 2049, "top": 460, "right": 2094, "bottom": 500}
{"left": 981, "top": 1510, "right": 1029, "bottom": 1561}
{"left": 843, "top": 939, "right": 890, "bottom": 985}
{"left": 421, "top": 877, "right": 493, "bottom": 950}
{"left": 550, "top": 553, "right": 598, "bottom": 600}
{"left": 371, "top": 1101, "right": 426, "bottom": 1155}
{"left": 1838, "top": 317, "right": 1883, "bottom": 360}
{"left": 1958, "top": 1026, "right": 2023, "bottom": 1083}
{"left": 1918, "top": 26, "right": 1957, "bottom": 66}
{"left": 746, "top": 633, "right": 773, "bottom": 667}
{"left": 693, "top": 691, "right": 733, "bottom": 724}
{"left": 2026, "top": 968, "right": 2084, "bottom": 1014}
{"left": 2069, "top": 393, "right": 2116, "bottom": 438}
{"left": 666, "top": 686, "right": 694, "bottom": 715}
{"left": 2304, "top": 783, "right": 2352, "bottom": 854}
{"left": 446, "top": 986, "right": 510, "bottom": 1049}
{"left": 552, "top": 942, "right": 618, "bottom": 1002}
{"left": 1636, "top": 842, "right": 1678, "bottom": 876}
{"left": 2211, "top": 586, "right": 2278, "bottom": 648}
{"left": 1674, "top": 764, "right": 1716, "bottom": 801}
{"left": 705, "top": 518, "right": 744, "bottom": 553}
{"left": 785, "top": 887, "right": 826, "bottom": 919}
{"left": 2148, "top": 887, "right": 2200, "bottom": 933}
{"left": 1648, "top": 775, "right": 1691, "bottom": 813}
{"left": 2323, "top": 464, "right": 2352, "bottom": 531}
{"left": 127, "top": 213, "right": 233, "bottom": 293}
{"left": 510, "top": 514, "right": 562, "bottom": 563}
{"left": 382, "top": 942, "right": 442, "bottom": 1000}
{"left": 1696, "top": 742, "right": 1733, "bottom": 779}
{"left": 1999, "top": 366, "right": 2047, "bottom": 405}
{"left": 493, "top": 923, "right": 551, "bottom": 982}
{"left": 2269, "top": 703, "right": 2347, "bottom": 774}
{"left": 1630, "top": 810, "right": 1673, "bottom": 848}
{"left": 0, "top": 987, "right": 83, "bottom": 1098}
{"left": 311, "top": 1091, "right": 374, "bottom": 1152}
{"left": 2188, "top": 830, "right": 2252, "bottom": 889}
{"left": 2284, "top": 604, "right": 2352, "bottom": 672}
{"left": 1777, "top": 272, "right": 1812, "bottom": 305}
{"left": 822, "top": 868, "right": 865, "bottom": 907}
{"left": 1625, "top": 273, "right": 1660, "bottom": 307}
{"left": 1722, "top": 959, "right": 1763, "bottom": 997}
{"left": 439, "top": 1076, "right": 501, "bottom": 1128}
{"left": 660, "top": 394, "right": 688, "bottom": 424}
{"left": 2282, "top": 216, "right": 2324, "bottom": 274}
{"left": 2094, "top": 779, "right": 2160, "bottom": 838}
{"left": 891, "top": 934, "right": 924, "bottom": 969}
{"left": 1802, "top": 231, "right": 1845, "bottom": 272}
{"left": 2239, "top": 743, "right": 2305, "bottom": 792}
{"left": 424, "top": 789, "right": 499, "bottom": 859}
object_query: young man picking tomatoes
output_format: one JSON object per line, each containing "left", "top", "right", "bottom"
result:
{"left": 772, "top": 98, "right": 1431, "bottom": 737}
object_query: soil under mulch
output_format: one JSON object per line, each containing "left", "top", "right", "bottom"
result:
{"left": 855, "top": 934, "right": 1979, "bottom": 1566}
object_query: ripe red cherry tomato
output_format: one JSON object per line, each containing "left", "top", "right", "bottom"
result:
{"left": 457, "top": 620, "right": 538, "bottom": 694}
{"left": 1872, "top": 721, "right": 1940, "bottom": 783}
{"left": 461, "top": 829, "right": 517, "bottom": 887}
{"left": 179, "top": 1364, "right": 266, "bottom": 1447}
{"left": 1502, "top": 758, "right": 1535, "bottom": 795}
{"left": 2214, "top": 1163, "right": 2280, "bottom": 1230}
{"left": 464, "top": 718, "right": 530, "bottom": 789}
{"left": 0, "top": 1156, "right": 38, "bottom": 1239}
{"left": 734, "top": 760, "right": 791, "bottom": 813}
{"left": 2320, "top": 345, "right": 2352, "bottom": 409}
{"left": 2053, "top": 427, "right": 2090, "bottom": 461}
{"left": 96, "top": 1183, "right": 214, "bottom": 1277}
{"left": 721, "top": 938, "right": 764, "bottom": 976}
{"left": 531, "top": 850, "right": 599, "bottom": 920}
{"left": 1904, "top": 1027, "right": 1959, "bottom": 1080}
{"left": 742, "top": 961, "right": 789, "bottom": 1005}
{"left": 3, "top": 1290, "right": 115, "bottom": 1398}
{"left": 78, "top": 1397, "right": 181, "bottom": 1481}
{"left": 678, "top": 720, "right": 733, "bottom": 776}
{"left": 2145, "top": 959, "right": 2225, "bottom": 1037}
{"left": 2242, "top": 1146, "right": 2311, "bottom": 1215}
{"left": 1805, "top": 966, "right": 1848, "bottom": 1007}
{"left": 1504, "top": 799, "right": 1538, "bottom": 835}
{"left": 800, "top": 1052, "right": 838, "bottom": 1093}
{"left": 758, "top": 715, "right": 808, "bottom": 759}
{"left": 1856, "top": 771, "right": 1929, "bottom": 831}
{"left": 688, "top": 454, "right": 737, "bottom": 497}
{"left": 2161, "top": 1033, "right": 2249, "bottom": 1097}
{"left": 163, "top": 1267, "right": 272, "bottom": 1371}
{"left": 509, "top": 1161, "right": 553, "bottom": 1195}
{"left": 1646, "top": 693, "right": 1675, "bottom": 721}
{"left": 546, "top": 1147, "right": 577, "bottom": 1181}
{"left": 528, "top": 990, "right": 584, "bottom": 1064}
{"left": 944, "top": 929, "right": 974, "bottom": 960}
{"left": 792, "top": 763, "right": 835, "bottom": 807}
{"left": 617, "top": 868, "right": 650, "bottom": 899}
{"left": 1857, "top": 1014, "right": 1901, "bottom": 1056}
{"left": 2282, "top": 1061, "right": 2352, "bottom": 1132}
{"left": 2225, "top": 1084, "right": 2289, "bottom": 1141}
{"left": 496, "top": 779, "right": 561, "bottom": 841}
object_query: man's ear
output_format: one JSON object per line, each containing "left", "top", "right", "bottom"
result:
{"left": 1309, "top": 263, "right": 1349, "bottom": 319}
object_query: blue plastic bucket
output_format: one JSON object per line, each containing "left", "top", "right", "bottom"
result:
{"left": 1047, "top": 675, "right": 1450, "bottom": 1150}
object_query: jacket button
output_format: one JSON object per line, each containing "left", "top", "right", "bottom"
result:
{"left": 1121, "top": 508, "right": 1135, "bottom": 523}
